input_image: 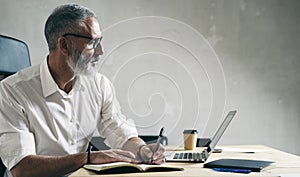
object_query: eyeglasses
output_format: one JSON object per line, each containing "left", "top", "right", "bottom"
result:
{"left": 62, "top": 33, "right": 103, "bottom": 50}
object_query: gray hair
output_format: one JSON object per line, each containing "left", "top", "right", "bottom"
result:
{"left": 44, "top": 4, "right": 97, "bottom": 52}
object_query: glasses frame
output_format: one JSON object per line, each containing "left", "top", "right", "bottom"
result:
{"left": 62, "top": 33, "right": 102, "bottom": 49}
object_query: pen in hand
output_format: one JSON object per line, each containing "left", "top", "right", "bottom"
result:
{"left": 151, "top": 127, "right": 165, "bottom": 163}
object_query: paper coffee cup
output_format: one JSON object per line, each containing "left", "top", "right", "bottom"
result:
{"left": 183, "top": 129, "right": 198, "bottom": 150}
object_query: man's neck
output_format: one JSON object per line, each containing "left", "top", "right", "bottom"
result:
{"left": 47, "top": 53, "right": 75, "bottom": 94}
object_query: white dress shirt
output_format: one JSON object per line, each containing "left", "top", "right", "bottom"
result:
{"left": 0, "top": 59, "right": 138, "bottom": 174}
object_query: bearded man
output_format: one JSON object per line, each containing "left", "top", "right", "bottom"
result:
{"left": 0, "top": 4, "right": 165, "bottom": 177}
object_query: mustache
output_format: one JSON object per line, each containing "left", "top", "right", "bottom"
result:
{"left": 89, "top": 54, "right": 101, "bottom": 63}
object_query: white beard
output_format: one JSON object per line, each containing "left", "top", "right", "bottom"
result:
{"left": 67, "top": 47, "right": 101, "bottom": 77}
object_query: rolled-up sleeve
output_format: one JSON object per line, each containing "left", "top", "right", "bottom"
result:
{"left": 0, "top": 83, "right": 36, "bottom": 170}
{"left": 96, "top": 75, "right": 138, "bottom": 149}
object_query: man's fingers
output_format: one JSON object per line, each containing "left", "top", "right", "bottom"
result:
{"left": 152, "top": 153, "right": 165, "bottom": 161}
{"left": 140, "top": 146, "right": 153, "bottom": 160}
{"left": 138, "top": 143, "right": 166, "bottom": 163}
{"left": 152, "top": 144, "right": 165, "bottom": 159}
{"left": 113, "top": 149, "right": 136, "bottom": 159}
{"left": 151, "top": 156, "right": 166, "bottom": 165}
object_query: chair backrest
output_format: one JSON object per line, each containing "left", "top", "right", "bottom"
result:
{"left": 0, "top": 34, "right": 31, "bottom": 80}
{"left": 139, "top": 135, "right": 168, "bottom": 145}
{"left": 0, "top": 159, "right": 5, "bottom": 177}
{"left": 0, "top": 35, "right": 31, "bottom": 176}
{"left": 90, "top": 135, "right": 168, "bottom": 151}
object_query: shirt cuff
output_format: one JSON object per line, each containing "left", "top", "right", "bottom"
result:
{"left": 0, "top": 132, "right": 36, "bottom": 170}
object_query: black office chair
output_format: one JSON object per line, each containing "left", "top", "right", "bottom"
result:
{"left": 139, "top": 135, "right": 168, "bottom": 145}
{"left": 0, "top": 34, "right": 31, "bottom": 81}
{"left": 90, "top": 135, "right": 168, "bottom": 151}
{"left": 0, "top": 34, "right": 31, "bottom": 176}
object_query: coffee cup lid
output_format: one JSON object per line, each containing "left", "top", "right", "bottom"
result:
{"left": 183, "top": 129, "right": 198, "bottom": 134}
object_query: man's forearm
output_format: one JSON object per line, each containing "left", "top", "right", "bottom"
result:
{"left": 10, "top": 148, "right": 139, "bottom": 177}
{"left": 11, "top": 153, "right": 86, "bottom": 177}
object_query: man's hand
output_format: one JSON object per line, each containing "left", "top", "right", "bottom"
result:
{"left": 122, "top": 137, "right": 166, "bottom": 165}
{"left": 138, "top": 143, "right": 166, "bottom": 164}
{"left": 90, "top": 149, "right": 139, "bottom": 164}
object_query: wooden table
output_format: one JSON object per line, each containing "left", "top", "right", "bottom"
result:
{"left": 70, "top": 145, "right": 300, "bottom": 177}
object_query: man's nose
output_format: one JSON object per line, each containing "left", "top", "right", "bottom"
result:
{"left": 95, "top": 42, "right": 104, "bottom": 55}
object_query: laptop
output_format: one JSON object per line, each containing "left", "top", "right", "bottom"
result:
{"left": 165, "top": 110, "right": 237, "bottom": 163}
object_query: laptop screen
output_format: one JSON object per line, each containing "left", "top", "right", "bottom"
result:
{"left": 207, "top": 110, "right": 237, "bottom": 152}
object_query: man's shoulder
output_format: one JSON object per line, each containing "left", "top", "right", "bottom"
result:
{"left": 1, "top": 64, "right": 41, "bottom": 87}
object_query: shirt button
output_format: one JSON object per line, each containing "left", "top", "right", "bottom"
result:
{"left": 70, "top": 117, "right": 75, "bottom": 123}
{"left": 71, "top": 139, "right": 76, "bottom": 145}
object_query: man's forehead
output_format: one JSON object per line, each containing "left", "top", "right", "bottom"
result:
{"left": 80, "top": 17, "right": 102, "bottom": 37}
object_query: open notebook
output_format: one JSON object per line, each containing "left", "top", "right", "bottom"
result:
{"left": 166, "top": 110, "right": 237, "bottom": 163}
{"left": 84, "top": 162, "right": 183, "bottom": 174}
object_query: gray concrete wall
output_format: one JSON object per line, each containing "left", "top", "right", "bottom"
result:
{"left": 1, "top": 0, "right": 299, "bottom": 155}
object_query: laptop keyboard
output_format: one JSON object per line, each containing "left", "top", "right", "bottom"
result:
{"left": 173, "top": 152, "right": 202, "bottom": 160}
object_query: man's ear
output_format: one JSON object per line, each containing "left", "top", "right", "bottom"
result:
{"left": 58, "top": 37, "right": 69, "bottom": 55}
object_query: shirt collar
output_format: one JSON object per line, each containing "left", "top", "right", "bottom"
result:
{"left": 40, "top": 58, "right": 59, "bottom": 98}
{"left": 40, "top": 57, "right": 85, "bottom": 98}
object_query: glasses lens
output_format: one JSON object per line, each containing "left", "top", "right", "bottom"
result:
{"left": 86, "top": 37, "right": 102, "bottom": 49}
{"left": 93, "top": 37, "right": 102, "bottom": 49}
{"left": 86, "top": 39, "right": 94, "bottom": 49}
